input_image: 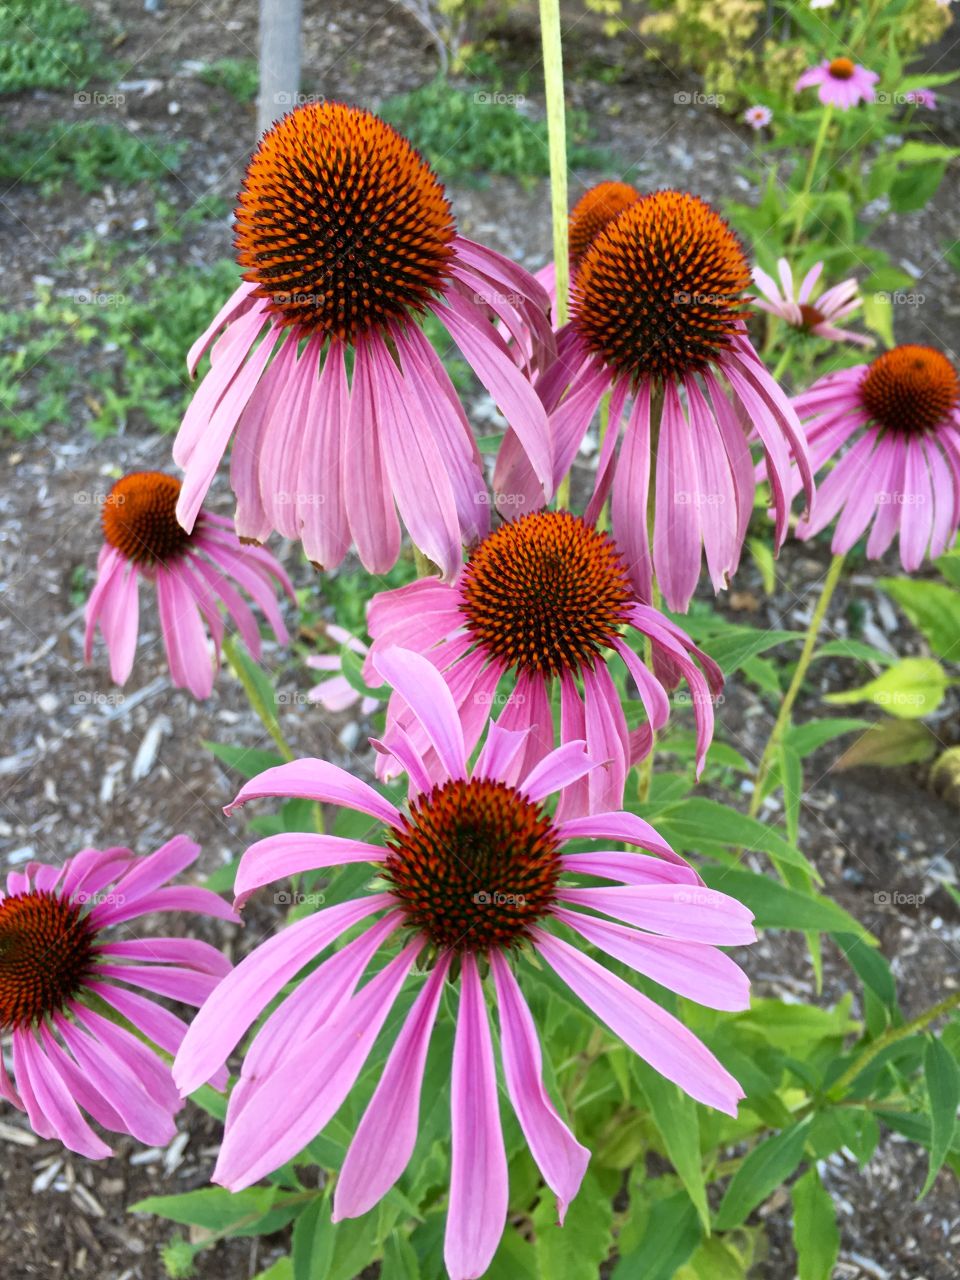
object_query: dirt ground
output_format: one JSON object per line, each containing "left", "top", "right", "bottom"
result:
{"left": 1, "top": 1, "right": 959, "bottom": 1276}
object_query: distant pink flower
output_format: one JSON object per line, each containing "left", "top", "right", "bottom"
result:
{"left": 744, "top": 105, "right": 773, "bottom": 129}
{"left": 511, "top": 190, "right": 814, "bottom": 612}
{"left": 795, "top": 58, "right": 878, "bottom": 109}
{"left": 905, "top": 88, "right": 937, "bottom": 108}
{"left": 307, "top": 626, "right": 382, "bottom": 716}
{"left": 788, "top": 345, "right": 960, "bottom": 568}
{"left": 365, "top": 510, "right": 722, "bottom": 816}
{"left": 85, "top": 471, "right": 294, "bottom": 700}
{"left": 173, "top": 101, "right": 555, "bottom": 581}
{"left": 0, "top": 838, "right": 237, "bottom": 1157}
{"left": 752, "top": 259, "right": 873, "bottom": 347}
{"left": 174, "top": 647, "right": 752, "bottom": 1279}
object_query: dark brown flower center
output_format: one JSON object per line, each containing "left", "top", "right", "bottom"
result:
{"left": 860, "top": 345, "right": 959, "bottom": 436}
{"left": 828, "top": 57, "right": 856, "bottom": 80}
{"left": 798, "top": 302, "right": 825, "bottom": 330}
{"left": 459, "top": 510, "right": 633, "bottom": 679}
{"left": 234, "top": 101, "right": 456, "bottom": 342}
{"left": 572, "top": 189, "right": 751, "bottom": 382}
{"left": 101, "top": 472, "right": 192, "bottom": 565}
{"left": 384, "top": 778, "right": 562, "bottom": 952}
{"left": 0, "top": 891, "right": 98, "bottom": 1029}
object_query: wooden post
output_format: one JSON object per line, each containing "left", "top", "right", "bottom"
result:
{"left": 257, "top": 0, "right": 303, "bottom": 139}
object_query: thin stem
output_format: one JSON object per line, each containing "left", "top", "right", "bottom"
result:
{"left": 788, "top": 105, "right": 832, "bottom": 252}
{"left": 539, "top": 0, "right": 571, "bottom": 510}
{"left": 635, "top": 381, "right": 665, "bottom": 805}
{"left": 829, "top": 990, "right": 960, "bottom": 1100}
{"left": 749, "top": 551, "right": 846, "bottom": 818}
{"left": 771, "top": 345, "right": 793, "bottom": 384}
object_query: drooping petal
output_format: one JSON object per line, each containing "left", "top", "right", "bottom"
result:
{"left": 233, "top": 833, "right": 385, "bottom": 908}
{"left": 556, "top": 883, "right": 756, "bottom": 944}
{"left": 373, "top": 646, "right": 467, "bottom": 781}
{"left": 226, "top": 760, "right": 401, "bottom": 826}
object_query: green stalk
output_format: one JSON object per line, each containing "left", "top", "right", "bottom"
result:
{"left": 828, "top": 990, "right": 960, "bottom": 1100}
{"left": 749, "top": 551, "right": 846, "bottom": 819}
{"left": 788, "top": 104, "right": 832, "bottom": 252}
{"left": 539, "top": 0, "right": 571, "bottom": 509}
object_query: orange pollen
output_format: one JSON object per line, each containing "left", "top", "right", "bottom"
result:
{"left": 798, "top": 303, "right": 825, "bottom": 330}
{"left": 234, "top": 101, "right": 456, "bottom": 342}
{"left": 568, "top": 181, "right": 641, "bottom": 267}
{"left": 384, "top": 778, "right": 562, "bottom": 952}
{"left": 0, "top": 891, "right": 98, "bottom": 1029}
{"left": 459, "top": 510, "right": 633, "bottom": 679}
{"left": 860, "top": 345, "right": 960, "bottom": 436}
{"left": 572, "top": 189, "right": 751, "bottom": 382}
{"left": 101, "top": 472, "right": 192, "bottom": 566}
{"left": 828, "top": 58, "right": 856, "bottom": 80}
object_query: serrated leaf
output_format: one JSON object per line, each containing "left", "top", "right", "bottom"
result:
{"left": 834, "top": 718, "right": 937, "bottom": 769}
{"left": 714, "top": 1118, "right": 812, "bottom": 1230}
{"left": 792, "top": 1165, "right": 839, "bottom": 1280}
{"left": 920, "top": 1036, "right": 960, "bottom": 1197}
{"left": 823, "top": 657, "right": 946, "bottom": 719}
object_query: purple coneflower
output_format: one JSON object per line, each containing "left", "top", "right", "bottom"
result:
{"left": 788, "top": 344, "right": 960, "bottom": 568}
{"left": 174, "top": 647, "right": 752, "bottom": 1280}
{"left": 0, "top": 838, "right": 236, "bottom": 1156}
{"left": 795, "top": 58, "right": 878, "bottom": 109}
{"left": 743, "top": 105, "right": 773, "bottom": 130}
{"left": 173, "top": 102, "right": 555, "bottom": 580}
{"left": 365, "top": 510, "right": 722, "bottom": 815}
{"left": 905, "top": 88, "right": 937, "bottom": 108}
{"left": 752, "top": 259, "right": 873, "bottom": 347}
{"left": 502, "top": 189, "right": 814, "bottom": 611}
{"left": 85, "top": 471, "right": 293, "bottom": 699}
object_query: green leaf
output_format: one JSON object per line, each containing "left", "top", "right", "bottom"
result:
{"left": 823, "top": 657, "right": 946, "bottom": 719}
{"left": 812, "top": 638, "right": 895, "bottom": 667}
{"left": 700, "top": 867, "right": 874, "bottom": 940}
{"left": 635, "top": 1061, "right": 709, "bottom": 1230}
{"left": 834, "top": 718, "right": 937, "bottom": 769}
{"left": 778, "top": 744, "right": 803, "bottom": 847}
{"left": 835, "top": 933, "right": 897, "bottom": 1008}
{"left": 533, "top": 1170, "right": 613, "bottom": 1278}
{"left": 338, "top": 642, "right": 390, "bottom": 701}
{"left": 714, "top": 1118, "right": 812, "bottom": 1230}
{"left": 888, "top": 140, "right": 960, "bottom": 165}
{"left": 890, "top": 162, "right": 946, "bottom": 214}
{"left": 658, "top": 798, "right": 820, "bottom": 882}
{"left": 614, "top": 1189, "right": 702, "bottom": 1280}
{"left": 292, "top": 1195, "right": 336, "bottom": 1280}
{"left": 225, "top": 636, "right": 289, "bottom": 757}
{"left": 878, "top": 577, "right": 960, "bottom": 663}
{"left": 862, "top": 290, "right": 894, "bottom": 348}
{"left": 687, "top": 626, "right": 798, "bottom": 675}
{"left": 920, "top": 1036, "right": 960, "bottom": 1197}
{"left": 204, "top": 741, "right": 285, "bottom": 780}
{"left": 785, "top": 718, "right": 871, "bottom": 758}
{"left": 381, "top": 1232, "right": 422, "bottom": 1280}
{"left": 748, "top": 537, "right": 776, "bottom": 595}
{"left": 792, "top": 1166, "right": 839, "bottom": 1280}
{"left": 129, "top": 1187, "right": 294, "bottom": 1238}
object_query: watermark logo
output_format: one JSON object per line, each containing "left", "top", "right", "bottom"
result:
{"left": 74, "top": 91, "right": 125, "bottom": 108}
{"left": 275, "top": 890, "right": 326, "bottom": 906}
{"left": 874, "top": 889, "right": 925, "bottom": 907}
{"left": 473, "top": 890, "right": 527, "bottom": 906}
{"left": 474, "top": 92, "right": 525, "bottom": 107}
{"left": 674, "top": 91, "right": 725, "bottom": 107}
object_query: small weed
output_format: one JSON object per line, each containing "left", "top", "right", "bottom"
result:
{"left": 198, "top": 58, "right": 259, "bottom": 103}
{"left": 0, "top": 122, "right": 184, "bottom": 195}
{"left": 0, "top": 0, "right": 105, "bottom": 94}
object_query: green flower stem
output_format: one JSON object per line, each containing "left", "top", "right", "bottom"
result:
{"left": 788, "top": 104, "right": 833, "bottom": 252}
{"left": 748, "top": 551, "right": 846, "bottom": 820}
{"left": 828, "top": 989, "right": 960, "bottom": 1101}
{"left": 771, "top": 345, "right": 793, "bottom": 384}
{"left": 635, "top": 381, "right": 665, "bottom": 805}
{"left": 539, "top": 0, "right": 571, "bottom": 509}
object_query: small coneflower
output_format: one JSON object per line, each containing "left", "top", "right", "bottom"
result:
{"left": 752, "top": 259, "right": 873, "bottom": 347}
{"left": 508, "top": 190, "right": 814, "bottom": 612}
{"left": 174, "top": 647, "right": 752, "bottom": 1280}
{"left": 905, "top": 88, "right": 937, "bottom": 109}
{"left": 306, "top": 625, "right": 382, "bottom": 716}
{"left": 534, "top": 180, "right": 642, "bottom": 305}
{"left": 364, "top": 510, "right": 722, "bottom": 815}
{"left": 85, "top": 471, "right": 293, "bottom": 699}
{"left": 743, "top": 105, "right": 773, "bottom": 130}
{"left": 788, "top": 344, "right": 960, "bottom": 568}
{"left": 796, "top": 58, "right": 878, "bottom": 109}
{"left": 0, "top": 838, "right": 237, "bottom": 1156}
{"left": 173, "top": 102, "right": 555, "bottom": 580}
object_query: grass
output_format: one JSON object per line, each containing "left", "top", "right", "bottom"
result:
{"left": 380, "top": 78, "right": 609, "bottom": 184}
{"left": 0, "top": 0, "right": 105, "bottom": 93}
{"left": 198, "top": 58, "right": 259, "bottom": 102}
{"left": 0, "top": 260, "right": 241, "bottom": 439}
{"left": 0, "top": 121, "right": 184, "bottom": 194}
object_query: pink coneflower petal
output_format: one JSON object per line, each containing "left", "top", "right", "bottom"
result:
{"left": 557, "top": 810, "right": 684, "bottom": 865}
{"left": 610, "top": 383, "right": 654, "bottom": 602}
{"left": 533, "top": 931, "right": 743, "bottom": 1115}
{"left": 553, "top": 909, "right": 750, "bottom": 1012}
{"left": 490, "top": 952, "right": 590, "bottom": 1225}
{"left": 446, "top": 954, "right": 509, "bottom": 1280}
{"left": 560, "top": 851, "right": 697, "bottom": 887}
{"left": 214, "top": 941, "right": 422, "bottom": 1191}
{"left": 16, "top": 1033, "right": 111, "bottom": 1160}
{"left": 519, "top": 741, "right": 596, "bottom": 802}
{"left": 227, "top": 759, "right": 401, "bottom": 825}
{"left": 556, "top": 884, "right": 756, "bottom": 944}
{"left": 654, "top": 380, "right": 702, "bottom": 610}
{"left": 333, "top": 955, "right": 451, "bottom": 1220}
{"left": 901, "top": 438, "right": 934, "bottom": 570}
{"left": 173, "top": 895, "right": 391, "bottom": 1097}
{"left": 373, "top": 647, "right": 468, "bottom": 780}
